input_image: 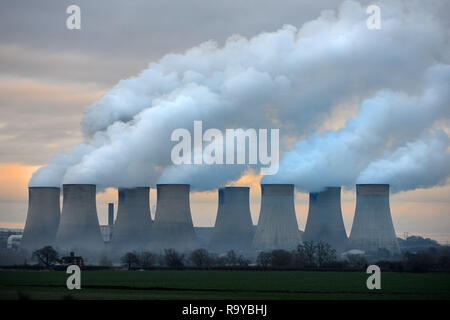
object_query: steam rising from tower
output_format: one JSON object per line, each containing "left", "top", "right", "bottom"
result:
{"left": 349, "top": 184, "right": 400, "bottom": 254}
{"left": 253, "top": 184, "right": 302, "bottom": 250}
{"left": 21, "top": 187, "right": 60, "bottom": 251}
{"left": 303, "top": 187, "right": 348, "bottom": 252}
{"left": 210, "top": 187, "right": 254, "bottom": 251}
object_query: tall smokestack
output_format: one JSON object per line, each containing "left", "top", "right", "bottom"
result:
{"left": 55, "top": 184, "right": 104, "bottom": 252}
{"left": 210, "top": 187, "right": 254, "bottom": 251}
{"left": 111, "top": 187, "right": 152, "bottom": 250}
{"left": 152, "top": 184, "right": 198, "bottom": 251}
{"left": 349, "top": 184, "right": 400, "bottom": 255}
{"left": 21, "top": 187, "right": 60, "bottom": 251}
{"left": 108, "top": 203, "right": 114, "bottom": 226}
{"left": 303, "top": 187, "right": 348, "bottom": 252}
{"left": 253, "top": 184, "right": 302, "bottom": 250}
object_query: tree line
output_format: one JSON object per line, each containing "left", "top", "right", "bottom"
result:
{"left": 27, "top": 242, "right": 450, "bottom": 272}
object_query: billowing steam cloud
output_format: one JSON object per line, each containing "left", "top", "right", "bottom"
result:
{"left": 264, "top": 64, "right": 450, "bottom": 191}
{"left": 30, "top": 1, "right": 450, "bottom": 192}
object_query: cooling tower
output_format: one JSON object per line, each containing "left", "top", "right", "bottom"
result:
{"left": 253, "top": 184, "right": 302, "bottom": 250}
{"left": 303, "top": 187, "right": 348, "bottom": 252}
{"left": 210, "top": 187, "right": 254, "bottom": 251}
{"left": 55, "top": 184, "right": 104, "bottom": 252}
{"left": 21, "top": 187, "right": 61, "bottom": 251}
{"left": 111, "top": 187, "right": 152, "bottom": 250}
{"left": 152, "top": 184, "right": 198, "bottom": 251}
{"left": 349, "top": 184, "right": 400, "bottom": 255}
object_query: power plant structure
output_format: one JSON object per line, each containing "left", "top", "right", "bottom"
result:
{"left": 111, "top": 187, "right": 152, "bottom": 251}
{"left": 108, "top": 203, "right": 114, "bottom": 227}
{"left": 20, "top": 182, "right": 402, "bottom": 257}
{"left": 55, "top": 184, "right": 104, "bottom": 253}
{"left": 348, "top": 184, "right": 400, "bottom": 255}
{"left": 210, "top": 187, "right": 254, "bottom": 251}
{"left": 21, "top": 187, "right": 61, "bottom": 251}
{"left": 253, "top": 184, "right": 302, "bottom": 250}
{"left": 303, "top": 187, "right": 348, "bottom": 252}
{"left": 152, "top": 184, "right": 199, "bottom": 251}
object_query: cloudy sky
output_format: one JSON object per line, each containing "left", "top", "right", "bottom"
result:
{"left": 0, "top": 0, "right": 449, "bottom": 242}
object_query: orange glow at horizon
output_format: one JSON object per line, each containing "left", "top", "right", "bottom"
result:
{"left": 0, "top": 163, "right": 41, "bottom": 201}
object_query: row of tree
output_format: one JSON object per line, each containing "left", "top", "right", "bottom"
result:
{"left": 121, "top": 248, "right": 250, "bottom": 270}
{"left": 29, "top": 242, "right": 450, "bottom": 272}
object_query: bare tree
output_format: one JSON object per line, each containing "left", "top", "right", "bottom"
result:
{"left": 226, "top": 250, "right": 238, "bottom": 266}
{"left": 32, "top": 246, "right": 58, "bottom": 268}
{"left": 139, "top": 251, "right": 157, "bottom": 269}
{"left": 121, "top": 251, "right": 140, "bottom": 270}
{"left": 256, "top": 252, "right": 271, "bottom": 268}
{"left": 163, "top": 249, "right": 185, "bottom": 269}
{"left": 189, "top": 249, "right": 212, "bottom": 269}
{"left": 302, "top": 241, "right": 317, "bottom": 266}
{"left": 270, "top": 249, "right": 293, "bottom": 268}
{"left": 316, "top": 241, "right": 337, "bottom": 267}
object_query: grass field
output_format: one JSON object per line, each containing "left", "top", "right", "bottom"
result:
{"left": 0, "top": 270, "right": 449, "bottom": 300}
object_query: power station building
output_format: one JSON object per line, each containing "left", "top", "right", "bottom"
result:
{"left": 55, "top": 184, "right": 104, "bottom": 253}
{"left": 21, "top": 187, "right": 61, "bottom": 251}
{"left": 210, "top": 187, "right": 254, "bottom": 251}
{"left": 253, "top": 184, "right": 302, "bottom": 250}
{"left": 111, "top": 187, "right": 152, "bottom": 251}
{"left": 348, "top": 184, "right": 400, "bottom": 255}
{"left": 20, "top": 181, "right": 403, "bottom": 257}
{"left": 303, "top": 187, "right": 348, "bottom": 252}
{"left": 152, "top": 184, "right": 199, "bottom": 251}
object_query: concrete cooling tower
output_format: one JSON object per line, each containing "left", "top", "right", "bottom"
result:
{"left": 21, "top": 187, "right": 61, "bottom": 251}
{"left": 111, "top": 187, "right": 152, "bottom": 250}
{"left": 152, "top": 184, "right": 198, "bottom": 251}
{"left": 55, "top": 184, "right": 104, "bottom": 252}
{"left": 349, "top": 184, "right": 400, "bottom": 255}
{"left": 210, "top": 187, "right": 254, "bottom": 251}
{"left": 303, "top": 187, "right": 348, "bottom": 252}
{"left": 253, "top": 184, "right": 302, "bottom": 250}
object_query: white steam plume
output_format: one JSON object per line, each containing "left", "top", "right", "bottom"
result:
{"left": 29, "top": 1, "right": 449, "bottom": 192}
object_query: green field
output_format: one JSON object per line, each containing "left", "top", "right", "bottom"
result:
{"left": 0, "top": 270, "right": 449, "bottom": 300}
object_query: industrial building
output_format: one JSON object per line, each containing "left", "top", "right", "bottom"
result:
{"left": 17, "top": 181, "right": 403, "bottom": 256}
{"left": 253, "top": 184, "right": 302, "bottom": 250}
{"left": 21, "top": 187, "right": 60, "bottom": 251}
{"left": 111, "top": 187, "right": 152, "bottom": 251}
{"left": 303, "top": 187, "right": 348, "bottom": 252}
{"left": 152, "top": 184, "right": 199, "bottom": 251}
{"left": 55, "top": 184, "right": 104, "bottom": 253}
{"left": 210, "top": 187, "right": 254, "bottom": 251}
{"left": 348, "top": 184, "right": 400, "bottom": 255}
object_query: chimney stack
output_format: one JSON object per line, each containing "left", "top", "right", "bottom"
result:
{"left": 108, "top": 203, "right": 114, "bottom": 227}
